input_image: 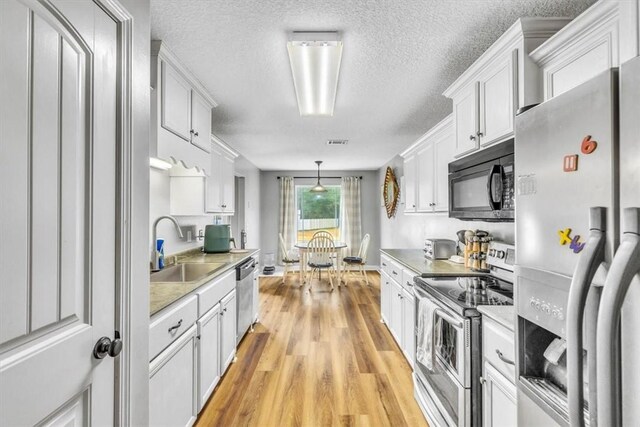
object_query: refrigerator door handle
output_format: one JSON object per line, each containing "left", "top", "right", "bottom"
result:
{"left": 597, "top": 208, "right": 640, "bottom": 427}
{"left": 567, "top": 207, "right": 607, "bottom": 427}
{"left": 486, "top": 164, "right": 503, "bottom": 211}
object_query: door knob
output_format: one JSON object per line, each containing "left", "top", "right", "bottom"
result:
{"left": 93, "top": 331, "right": 123, "bottom": 359}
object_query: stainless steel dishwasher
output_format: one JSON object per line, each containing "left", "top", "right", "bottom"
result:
{"left": 236, "top": 257, "right": 256, "bottom": 344}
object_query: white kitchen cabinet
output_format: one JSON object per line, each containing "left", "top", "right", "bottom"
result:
{"left": 416, "top": 143, "right": 434, "bottom": 212}
{"left": 478, "top": 52, "right": 515, "bottom": 148}
{"left": 151, "top": 41, "right": 218, "bottom": 173}
{"left": 190, "top": 91, "right": 212, "bottom": 153}
{"left": 380, "top": 270, "right": 392, "bottom": 324}
{"left": 452, "top": 82, "right": 479, "bottom": 157}
{"left": 401, "top": 115, "right": 454, "bottom": 213}
{"left": 206, "top": 136, "right": 237, "bottom": 215}
{"left": 401, "top": 287, "right": 416, "bottom": 369}
{"left": 150, "top": 324, "right": 198, "bottom": 427}
{"left": 161, "top": 60, "right": 192, "bottom": 142}
{"left": 252, "top": 267, "right": 260, "bottom": 324}
{"left": 443, "top": 18, "right": 570, "bottom": 158}
{"left": 531, "top": 1, "right": 640, "bottom": 101}
{"left": 219, "top": 289, "right": 237, "bottom": 373}
{"left": 482, "top": 361, "right": 517, "bottom": 427}
{"left": 197, "top": 304, "right": 220, "bottom": 411}
{"left": 389, "top": 279, "right": 403, "bottom": 345}
{"left": 403, "top": 154, "right": 417, "bottom": 212}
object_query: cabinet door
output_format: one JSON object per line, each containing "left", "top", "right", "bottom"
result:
{"left": 161, "top": 60, "right": 192, "bottom": 141}
{"left": 197, "top": 305, "right": 220, "bottom": 411}
{"left": 452, "top": 82, "right": 479, "bottom": 158}
{"left": 479, "top": 52, "right": 516, "bottom": 147}
{"left": 190, "top": 91, "right": 212, "bottom": 153}
{"left": 206, "top": 147, "right": 222, "bottom": 213}
{"left": 219, "top": 290, "right": 237, "bottom": 374}
{"left": 150, "top": 325, "right": 198, "bottom": 427}
{"left": 403, "top": 154, "right": 417, "bottom": 212}
{"left": 433, "top": 129, "right": 454, "bottom": 212}
{"left": 380, "top": 271, "right": 392, "bottom": 323}
{"left": 402, "top": 288, "right": 416, "bottom": 369}
{"left": 482, "top": 362, "right": 517, "bottom": 427}
{"left": 416, "top": 143, "right": 435, "bottom": 212}
{"left": 221, "top": 154, "right": 235, "bottom": 213}
{"left": 389, "top": 280, "right": 403, "bottom": 345}
{"left": 252, "top": 269, "right": 260, "bottom": 323}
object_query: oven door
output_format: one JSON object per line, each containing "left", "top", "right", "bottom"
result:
{"left": 449, "top": 159, "right": 506, "bottom": 221}
{"left": 414, "top": 286, "right": 472, "bottom": 426}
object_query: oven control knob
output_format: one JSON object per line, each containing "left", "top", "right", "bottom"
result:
{"left": 534, "top": 301, "right": 541, "bottom": 311}
{"left": 541, "top": 304, "right": 551, "bottom": 314}
{"left": 529, "top": 298, "right": 536, "bottom": 308}
{"left": 552, "top": 309, "right": 559, "bottom": 318}
{"left": 497, "top": 250, "right": 506, "bottom": 259}
{"left": 557, "top": 311, "right": 564, "bottom": 321}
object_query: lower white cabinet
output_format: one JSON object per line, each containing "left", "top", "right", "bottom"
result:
{"left": 401, "top": 287, "right": 416, "bottom": 368}
{"left": 482, "top": 361, "right": 517, "bottom": 427}
{"left": 389, "top": 279, "right": 404, "bottom": 345}
{"left": 380, "top": 271, "right": 392, "bottom": 324}
{"left": 219, "top": 289, "right": 237, "bottom": 373}
{"left": 150, "top": 324, "right": 198, "bottom": 427}
{"left": 197, "top": 304, "right": 221, "bottom": 411}
{"left": 252, "top": 268, "right": 260, "bottom": 324}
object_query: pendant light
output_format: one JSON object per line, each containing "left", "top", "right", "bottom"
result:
{"left": 310, "top": 160, "right": 327, "bottom": 193}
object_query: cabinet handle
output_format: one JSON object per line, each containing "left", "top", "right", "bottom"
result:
{"left": 477, "top": 131, "right": 483, "bottom": 138}
{"left": 382, "top": 263, "right": 387, "bottom": 267}
{"left": 469, "top": 135, "right": 476, "bottom": 141}
{"left": 190, "top": 129, "right": 199, "bottom": 137}
{"left": 496, "top": 349, "right": 515, "bottom": 366}
{"left": 221, "top": 204, "right": 227, "bottom": 208}
{"left": 168, "top": 319, "right": 183, "bottom": 333}
{"left": 224, "top": 308, "right": 228, "bottom": 312}
{"left": 392, "top": 270, "right": 398, "bottom": 276}
{"left": 480, "top": 376, "right": 486, "bottom": 385}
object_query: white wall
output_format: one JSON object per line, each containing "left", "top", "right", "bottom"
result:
{"left": 149, "top": 155, "right": 261, "bottom": 258}
{"left": 259, "top": 169, "right": 381, "bottom": 265}
{"left": 379, "top": 155, "right": 515, "bottom": 250}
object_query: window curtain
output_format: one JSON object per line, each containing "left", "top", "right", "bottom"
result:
{"left": 278, "top": 176, "right": 296, "bottom": 264}
{"left": 340, "top": 177, "right": 362, "bottom": 256}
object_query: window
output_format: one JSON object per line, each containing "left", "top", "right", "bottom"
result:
{"left": 296, "top": 185, "right": 340, "bottom": 242}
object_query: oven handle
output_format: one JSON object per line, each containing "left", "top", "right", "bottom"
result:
{"left": 434, "top": 307, "right": 464, "bottom": 329}
{"left": 487, "top": 164, "right": 504, "bottom": 211}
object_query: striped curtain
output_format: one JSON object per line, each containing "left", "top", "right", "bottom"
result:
{"left": 340, "top": 177, "right": 362, "bottom": 256}
{"left": 278, "top": 176, "right": 296, "bottom": 264}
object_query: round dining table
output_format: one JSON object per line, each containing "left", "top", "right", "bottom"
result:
{"left": 295, "top": 241, "right": 348, "bottom": 286}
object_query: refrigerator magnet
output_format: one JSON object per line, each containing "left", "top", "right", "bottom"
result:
{"left": 580, "top": 135, "right": 597, "bottom": 154}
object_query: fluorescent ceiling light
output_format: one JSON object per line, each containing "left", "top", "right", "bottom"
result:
{"left": 150, "top": 157, "right": 173, "bottom": 170}
{"left": 287, "top": 32, "right": 343, "bottom": 117}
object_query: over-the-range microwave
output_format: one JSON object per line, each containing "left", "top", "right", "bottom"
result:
{"left": 448, "top": 139, "right": 514, "bottom": 222}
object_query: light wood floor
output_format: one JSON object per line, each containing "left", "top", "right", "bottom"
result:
{"left": 195, "top": 272, "right": 428, "bottom": 427}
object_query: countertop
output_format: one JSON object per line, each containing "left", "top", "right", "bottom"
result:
{"left": 380, "top": 249, "right": 484, "bottom": 277}
{"left": 477, "top": 306, "right": 515, "bottom": 332}
{"left": 150, "top": 249, "right": 259, "bottom": 317}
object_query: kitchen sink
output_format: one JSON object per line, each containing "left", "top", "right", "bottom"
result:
{"left": 150, "top": 262, "right": 226, "bottom": 283}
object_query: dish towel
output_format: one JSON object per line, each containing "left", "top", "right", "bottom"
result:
{"left": 416, "top": 296, "right": 440, "bottom": 371}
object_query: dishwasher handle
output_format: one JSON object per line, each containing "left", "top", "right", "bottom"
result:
{"left": 236, "top": 257, "right": 256, "bottom": 280}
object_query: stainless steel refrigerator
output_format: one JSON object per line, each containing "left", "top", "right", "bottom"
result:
{"left": 514, "top": 55, "right": 640, "bottom": 427}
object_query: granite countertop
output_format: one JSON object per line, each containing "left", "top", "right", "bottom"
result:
{"left": 477, "top": 306, "right": 515, "bottom": 332}
{"left": 380, "top": 249, "right": 484, "bottom": 277}
{"left": 150, "top": 248, "right": 259, "bottom": 317}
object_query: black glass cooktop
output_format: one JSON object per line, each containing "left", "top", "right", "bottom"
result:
{"left": 416, "top": 275, "right": 514, "bottom": 312}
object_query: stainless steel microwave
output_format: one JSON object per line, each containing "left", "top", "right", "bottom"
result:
{"left": 448, "top": 140, "right": 514, "bottom": 222}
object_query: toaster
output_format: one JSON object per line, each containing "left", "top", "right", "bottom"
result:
{"left": 424, "top": 239, "right": 457, "bottom": 260}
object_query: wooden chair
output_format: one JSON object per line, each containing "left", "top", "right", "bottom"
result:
{"left": 279, "top": 233, "right": 299, "bottom": 284}
{"left": 343, "top": 234, "right": 371, "bottom": 285}
{"left": 305, "top": 234, "right": 336, "bottom": 292}
{"left": 311, "top": 230, "right": 333, "bottom": 240}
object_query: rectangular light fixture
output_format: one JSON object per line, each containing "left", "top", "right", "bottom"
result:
{"left": 287, "top": 31, "right": 343, "bottom": 117}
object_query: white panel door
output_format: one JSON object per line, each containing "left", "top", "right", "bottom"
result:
{"left": 0, "top": 0, "right": 119, "bottom": 424}
{"left": 380, "top": 271, "right": 392, "bottom": 323}
{"left": 402, "top": 288, "right": 416, "bottom": 368}
{"left": 403, "top": 154, "right": 417, "bottom": 212}
{"left": 161, "top": 60, "right": 192, "bottom": 141}
{"left": 483, "top": 362, "right": 517, "bottom": 427}
{"left": 190, "top": 91, "right": 211, "bottom": 153}
{"left": 479, "top": 52, "right": 516, "bottom": 147}
{"left": 221, "top": 154, "right": 235, "bottom": 213}
{"left": 197, "top": 305, "right": 221, "bottom": 411}
{"left": 433, "top": 130, "right": 454, "bottom": 212}
{"left": 389, "top": 280, "right": 403, "bottom": 345}
{"left": 453, "top": 82, "right": 479, "bottom": 158}
{"left": 206, "top": 146, "right": 223, "bottom": 212}
{"left": 219, "top": 290, "right": 237, "bottom": 374}
{"left": 416, "top": 143, "right": 435, "bottom": 212}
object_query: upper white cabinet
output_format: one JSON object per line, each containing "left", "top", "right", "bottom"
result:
{"left": 531, "top": 0, "right": 640, "bottom": 101}
{"left": 402, "top": 115, "right": 454, "bottom": 214}
{"left": 443, "top": 18, "right": 570, "bottom": 158}
{"left": 206, "top": 135, "right": 237, "bottom": 215}
{"left": 151, "top": 40, "right": 218, "bottom": 173}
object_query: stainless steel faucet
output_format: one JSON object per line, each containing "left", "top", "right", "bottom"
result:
{"left": 151, "top": 215, "right": 184, "bottom": 270}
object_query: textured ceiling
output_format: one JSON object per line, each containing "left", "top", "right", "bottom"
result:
{"left": 151, "top": 0, "right": 595, "bottom": 171}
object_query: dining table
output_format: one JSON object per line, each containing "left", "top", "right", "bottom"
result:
{"left": 295, "top": 240, "right": 348, "bottom": 286}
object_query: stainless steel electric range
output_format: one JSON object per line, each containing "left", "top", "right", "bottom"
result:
{"left": 412, "top": 241, "right": 515, "bottom": 427}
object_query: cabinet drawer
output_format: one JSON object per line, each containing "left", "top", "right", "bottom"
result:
{"left": 380, "top": 254, "right": 392, "bottom": 277}
{"left": 387, "top": 259, "right": 403, "bottom": 283}
{"left": 402, "top": 268, "right": 418, "bottom": 292}
{"left": 196, "top": 269, "right": 235, "bottom": 317}
{"left": 483, "top": 317, "right": 516, "bottom": 382}
{"left": 150, "top": 295, "right": 198, "bottom": 361}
